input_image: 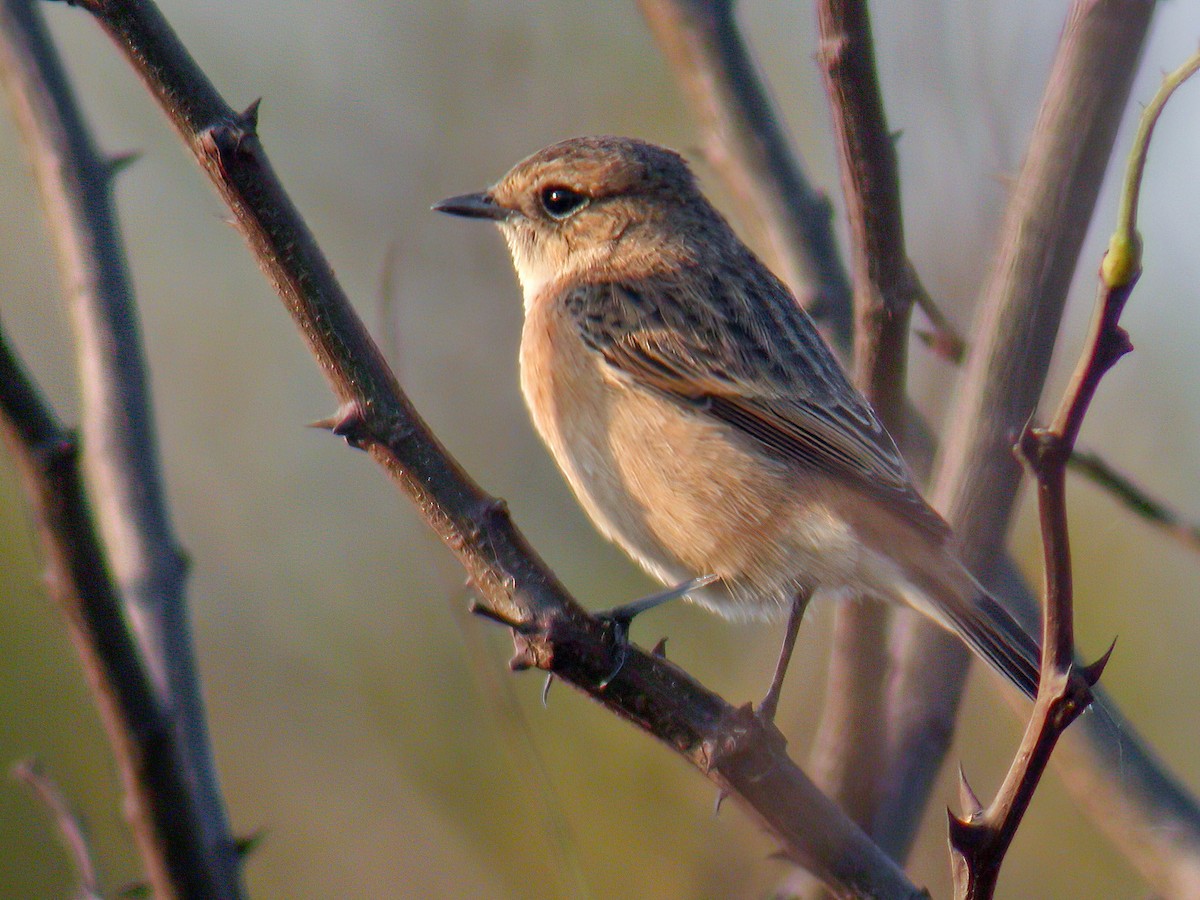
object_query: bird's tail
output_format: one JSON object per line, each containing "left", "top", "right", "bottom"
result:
{"left": 942, "top": 586, "right": 1041, "bottom": 699}
{"left": 902, "top": 563, "right": 1042, "bottom": 699}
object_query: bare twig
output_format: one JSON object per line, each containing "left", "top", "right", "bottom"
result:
{"left": 0, "top": 1, "right": 239, "bottom": 892}
{"left": 13, "top": 761, "right": 102, "bottom": 900}
{"left": 52, "top": 0, "right": 923, "bottom": 894}
{"left": 641, "top": 1, "right": 1200, "bottom": 892}
{"left": 0, "top": 324, "right": 225, "bottom": 899}
{"left": 805, "top": 0, "right": 911, "bottom": 838}
{"left": 635, "top": 0, "right": 853, "bottom": 345}
{"left": 879, "top": 0, "right": 1156, "bottom": 859}
{"left": 948, "top": 46, "right": 1200, "bottom": 899}
{"left": 1069, "top": 449, "right": 1200, "bottom": 553}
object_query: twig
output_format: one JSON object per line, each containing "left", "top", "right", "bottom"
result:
{"left": 449, "top": 598, "right": 593, "bottom": 900}
{"left": 805, "top": 0, "right": 909, "bottom": 838}
{"left": 642, "top": 0, "right": 1200, "bottom": 892}
{"left": 54, "top": 0, "right": 923, "bottom": 894}
{"left": 948, "top": 46, "right": 1200, "bottom": 899}
{"left": 635, "top": 0, "right": 853, "bottom": 345}
{"left": 1069, "top": 449, "right": 1200, "bottom": 553}
{"left": 13, "top": 760, "right": 102, "bottom": 900}
{"left": 0, "top": 324, "right": 224, "bottom": 899}
{"left": 0, "top": 1, "right": 239, "bottom": 892}
{"left": 878, "top": 0, "right": 1156, "bottom": 860}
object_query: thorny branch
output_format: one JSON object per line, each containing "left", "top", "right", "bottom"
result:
{"left": 0, "top": 0, "right": 239, "bottom": 892}
{"left": 947, "top": 49, "right": 1200, "bottom": 899}
{"left": 47, "top": 0, "right": 925, "bottom": 895}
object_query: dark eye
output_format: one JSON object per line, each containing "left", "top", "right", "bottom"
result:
{"left": 539, "top": 185, "right": 588, "bottom": 219}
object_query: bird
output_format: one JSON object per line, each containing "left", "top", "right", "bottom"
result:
{"left": 434, "top": 135, "right": 1040, "bottom": 715}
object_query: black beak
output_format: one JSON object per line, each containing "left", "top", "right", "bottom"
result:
{"left": 432, "top": 192, "right": 510, "bottom": 221}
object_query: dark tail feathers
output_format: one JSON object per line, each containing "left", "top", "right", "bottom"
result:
{"left": 944, "top": 590, "right": 1041, "bottom": 699}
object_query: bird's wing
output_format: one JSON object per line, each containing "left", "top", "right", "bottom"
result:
{"left": 564, "top": 273, "right": 948, "bottom": 542}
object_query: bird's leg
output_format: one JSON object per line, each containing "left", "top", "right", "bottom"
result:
{"left": 594, "top": 574, "right": 719, "bottom": 687}
{"left": 757, "top": 587, "right": 811, "bottom": 724}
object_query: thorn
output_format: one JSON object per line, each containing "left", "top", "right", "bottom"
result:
{"left": 1082, "top": 637, "right": 1117, "bottom": 686}
{"left": 239, "top": 97, "right": 262, "bottom": 130}
{"left": 713, "top": 788, "right": 728, "bottom": 816}
{"left": 650, "top": 637, "right": 668, "bottom": 657}
{"left": 469, "top": 600, "right": 538, "bottom": 640}
{"left": 509, "top": 646, "right": 536, "bottom": 672}
{"left": 106, "top": 150, "right": 142, "bottom": 179}
{"left": 309, "top": 401, "right": 369, "bottom": 449}
{"left": 890, "top": 128, "right": 905, "bottom": 145}
{"left": 946, "top": 808, "right": 974, "bottom": 848}
{"left": 597, "top": 642, "right": 627, "bottom": 690}
{"left": 234, "top": 828, "right": 267, "bottom": 858}
{"left": 957, "top": 764, "right": 983, "bottom": 819}
{"left": 468, "top": 599, "right": 521, "bottom": 629}
{"left": 1113, "top": 324, "right": 1135, "bottom": 358}
{"left": 541, "top": 673, "right": 554, "bottom": 706}
{"left": 307, "top": 414, "right": 340, "bottom": 431}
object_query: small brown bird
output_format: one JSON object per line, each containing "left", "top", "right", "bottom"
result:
{"left": 435, "top": 136, "right": 1039, "bottom": 712}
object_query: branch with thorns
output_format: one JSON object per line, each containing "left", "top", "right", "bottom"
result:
{"left": 947, "top": 48, "right": 1200, "bottom": 899}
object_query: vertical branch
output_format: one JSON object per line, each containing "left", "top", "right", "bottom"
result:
{"left": 0, "top": 328, "right": 226, "bottom": 899}
{"left": 877, "top": 0, "right": 1155, "bottom": 858}
{"left": 948, "top": 46, "right": 1199, "bottom": 899}
{"left": 0, "top": 1, "right": 240, "bottom": 892}
{"left": 635, "top": 0, "right": 853, "bottom": 344}
{"left": 807, "top": 0, "right": 914, "bottom": 839}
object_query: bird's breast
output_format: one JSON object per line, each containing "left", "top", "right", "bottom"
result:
{"left": 518, "top": 291, "right": 815, "bottom": 614}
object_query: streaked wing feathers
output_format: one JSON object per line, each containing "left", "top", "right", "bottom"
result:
{"left": 565, "top": 277, "right": 948, "bottom": 542}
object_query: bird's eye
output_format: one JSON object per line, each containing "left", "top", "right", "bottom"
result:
{"left": 539, "top": 185, "right": 588, "bottom": 219}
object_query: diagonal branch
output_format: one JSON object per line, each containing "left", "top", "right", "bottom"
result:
{"left": 635, "top": 0, "right": 853, "bottom": 344}
{"left": 1068, "top": 449, "right": 1200, "bottom": 554}
{"left": 0, "top": 1, "right": 238, "bottom": 892}
{"left": 50, "top": 0, "right": 925, "bottom": 894}
{"left": 0, "top": 324, "right": 224, "bottom": 899}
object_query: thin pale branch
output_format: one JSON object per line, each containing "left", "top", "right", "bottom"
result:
{"left": 54, "top": 0, "right": 924, "bottom": 894}
{"left": 0, "top": 1, "right": 238, "bottom": 891}
{"left": 13, "top": 760, "right": 102, "bottom": 900}
{"left": 1069, "top": 449, "right": 1200, "bottom": 553}
{"left": 0, "top": 324, "right": 223, "bottom": 899}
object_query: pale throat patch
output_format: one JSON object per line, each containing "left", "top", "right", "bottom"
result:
{"left": 501, "top": 223, "right": 610, "bottom": 313}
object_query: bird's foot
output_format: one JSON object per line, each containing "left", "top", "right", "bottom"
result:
{"left": 594, "top": 574, "right": 718, "bottom": 688}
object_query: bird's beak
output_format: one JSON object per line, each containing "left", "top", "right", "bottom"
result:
{"left": 432, "top": 192, "right": 511, "bottom": 221}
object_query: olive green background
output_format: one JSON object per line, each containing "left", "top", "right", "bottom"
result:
{"left": 2, "top": 2, "right": 1199, "bottom": 897}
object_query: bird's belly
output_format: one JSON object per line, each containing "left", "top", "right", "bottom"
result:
{"left": 520, "top": 315, "right": 874, "bottom": 619}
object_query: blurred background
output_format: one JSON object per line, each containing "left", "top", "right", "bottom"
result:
{"left": 1, "top": 1, "right": 1198, "bottom": 897}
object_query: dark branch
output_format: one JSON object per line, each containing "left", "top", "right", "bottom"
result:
{"left": 0, "top": 0, "right": 238, "bottom": 891}
{"left": 879, "top": 0, "right": 1157, "bottom": 859}
{"left": 0, "top": 324, "right": 225, "bottom": 898}
{"left": 53, "top": 0, "right": 924, "bottom": 894}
